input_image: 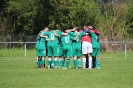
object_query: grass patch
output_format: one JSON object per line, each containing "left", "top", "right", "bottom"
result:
{"left": 0, "top": 49, "right": 133, "bottom": 88}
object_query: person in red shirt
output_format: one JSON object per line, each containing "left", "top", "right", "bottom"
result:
{"left": 82, "top": 25, "right": 93, "bottom": 69}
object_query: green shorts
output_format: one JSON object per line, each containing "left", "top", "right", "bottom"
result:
{"left": 72, "top": 45, "right": 82, "bottom": 57}
{"left": 96, "top": 48, "right": 100, "bottom": 56}
{"left": 36, "top": 49, "right": 46, "bottom": 56}
{"left": 36, "top": 49, "right": 41, "bottom": 56}
{"left": 47, "top": 45, "right": 58, "bottom": 56}
{"left": 92, "top": 48, "right": 100, "bottom": 57}
{"left": 40, "top": 49, "right": 46, "bottom": 56}
{"left": 92, "top": 42, "right": 100, "bottom": 56}
{"left": 57, "top": 44, "right": 63, "bottom": 56}
{"left": 62, "top": 45, "right": 73, "bottom": 58}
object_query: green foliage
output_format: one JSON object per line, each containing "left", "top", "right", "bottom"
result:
{"left": 97, "top": 1, "right": 130, "bottom": 41}
{"left": 49, "top": 0, "right": 99, "bottom": 31}
{"left": 0, "top": 0, "right": 133, "bottom": 41}
{"left": 125, "top": 1, "right": 133, "bottom": 39}
{"left": 5, "top": 0, "right": 38, "bottom": 36}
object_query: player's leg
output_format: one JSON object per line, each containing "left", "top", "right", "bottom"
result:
{"left": 53, "top": 46, "right": 59, "bottom": 69}
{"left": 66, "top": 57, "right": 70, "bottom": 69}
{"left": 62, "top": 46, "right": 67, "bottom": 69}
{"left": 47, "top": 46, "right": 52, "bottom": 69}
{"left": 95, "top": 48, "right": 100, "bottom": 69}
{"left": 63, "top": 45, "right": 70, "bottom": 69}
{"left": 73, "top": 56, "right": 77, "bottom": 68}
{"left": 58, "top": 56, "right": 62, "bottom": 69}
{"left": 87, "top": 42, "right": 93, "bottom": 69}
{"left": 82, "top": 42, "right": 88, "bottom": 69}
{"left": 47, "top": 56, "right": 52, "bottom": 69}
{"left": 40, "top": 49, "right": 46, "bottom": 68}
{"left": 92, "top": 48, "right": 98, "bottom": 68}
{"left": 77, "top": 57, "right": 81, "bottom": 68}
{"left": 57, "top": 44, "right": 63, "bottom": 68}
{"left": 85, "top": 55, "right": 89, "bottom": 68}
{"left": 62, "top": 57, "right": 65, "bottom": 69}
{"left": 40, "top": 56, "right": 45, "bottom": 68}
{"left": 77, "top": 46, "right": 82, "bottom": 68}
{"left": 95, "top": 57, "right": 100, "bottom": 69}
{"left": 96, "top": 56, "right": 100, "bottom": 69}
{"left": 36, "top": 48, "right": 41, "bottom": 68}
{"left": 66, "top": 45, "right": 73, "bottom": 68}
{"left": 36, "top": 56, "right": 40, "bottom": 68}
{"left": 92, "top": 56, "right": 96, "bottom": 68}
{"left": 87, "top": 53, "right": 92, "bottom": 69}
{"left": 54, "top": 57, "right": 58, "bottom": 69}
{"left": 72, "top": 46, "right": 77, "bottom": 68}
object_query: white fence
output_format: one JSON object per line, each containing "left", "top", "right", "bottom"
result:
{"left": 0, "top": 41, "right": 133, "bottom": 58}
{"left": 0, "top": 42, "right": 36, "bottom": 57}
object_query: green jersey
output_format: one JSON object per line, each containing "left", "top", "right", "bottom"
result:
{"left": 89, "top": 31, "right": 99, "bottom": 48}
{"left": 61, "top": 35, "right": 72, "bottom": 46}
{"left": 68, "top": 32, "right": 85, "bottom": 46}
{"left": 44, "top": 31, "right": 62, "bottom": 46}
{"left": 36, "top": 31, "right": 46, "bottom": 50}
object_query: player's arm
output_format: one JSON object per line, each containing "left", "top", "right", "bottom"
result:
{"left": 40, "top": 32, "right": 48, "bottom": 38}
{"left": 61, "top": 33, "right": 68, "bottom": 36}
{"left": 68, "top": 32, "right": 74, "bottom": 36}
{"left": 66, "top": 28, "right": 75, "bottom": 33}
{"left": 82, "top": 31, "right": 89, "bottom": 36}
{"left": 46, "top": 38, "right": 52, "bottom": 41}
{"left": 89, "top": 30, "right": 96, "bottom": 36}
{"left": 56, "top": 30, "right": 68, "bottom": 36}
{"left": 52, "top": 30, "right": 68, "bottom": 37}
{"left": 93, "top": 29, "right": 100, "bottom": 35}
{"left": 40, "top": 31, "right": 53, "bottom": 41}
{"left": 52, "top": 30, "right": 59, "bottom": 37}
{"left": 74, "top": 32, "right": 80, "bottom": 40}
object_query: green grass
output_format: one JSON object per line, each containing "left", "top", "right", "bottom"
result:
{"left": 0, "top": 49, "right": 133, "bottom": 88}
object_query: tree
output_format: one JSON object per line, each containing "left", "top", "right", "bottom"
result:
{"left": 98, "top": 0, "right": 128, "bottom": 41}
{"left": 125, "top": 0, "right": 133, "bottom": 39}
{"left": 49, "top": 0, "right": 99, "bottom": 31}
{"left": 0, "top": 0, "right": 9, "bottom": 42}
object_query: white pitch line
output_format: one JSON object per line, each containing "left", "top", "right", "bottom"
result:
{"left": 102, "top": 57, "right": 113, "bottom": 58}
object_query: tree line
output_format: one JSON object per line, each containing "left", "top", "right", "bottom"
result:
{"left": 0, "top": 0, "right": 133, "bottom": 42}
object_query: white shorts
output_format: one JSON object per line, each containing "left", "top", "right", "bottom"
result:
{"left": 82, "top": 41, "right": 92, "bottom": 54}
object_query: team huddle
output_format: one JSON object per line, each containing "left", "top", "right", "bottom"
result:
{"left": 35, "top": 23, "right": 100, "bottom": 69}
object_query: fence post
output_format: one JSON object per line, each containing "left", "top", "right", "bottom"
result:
{"left": 24, "top": 42, "right": 26, "bottom": 57}
{"left": 124, "top": 43, "right": 127, "bottom": 58}
{"left": 10, "top": 35, "right": 11, "bottom": 49}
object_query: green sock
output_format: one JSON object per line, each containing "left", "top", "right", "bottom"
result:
{"left": 96, "top": 58, "right": 100, "bottom": 68}
{"left": 36, "top": 60, "right": 39, "bottom": 68}
{"left": 73, "top": 59, "right": 77, "bottom": 68}
{"left": 77, "top": 59, "right": 81, "bottom": 67}
{"left": 58, "top": 60, "right": 62, "bottom": 68}
{"left": 54, "top": 60, "right": 58, "bottom": 68}
{"left": 41, "top": 60, "right": 44, "bottom": 68}
{"left": 52, "top": 58, "right": 54, "bottom": 63}
{"left": 38, "top": 60, "right": 41, "bottom": 68}
{"left": 66, "top": 59, "right": 70, "bottom": 68}
{"left": 62, "top": 59, "right": 65, "bottom": 68}
{"left": 68, "top": 60, "right": 71, "bottom": 68}
{"left": 48, "top": 60, "right": 51, "bottom": 68}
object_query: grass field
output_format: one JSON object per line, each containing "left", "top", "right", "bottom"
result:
{"left": 0, "top": 49, "right": 133, "bottom": 88}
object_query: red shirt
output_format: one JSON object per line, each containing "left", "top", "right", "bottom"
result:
{"left": 81, "top": 35, "right": 92, "bottom": 43}
{"left": 92, "top": 29, "right": 100, "bottom": 35}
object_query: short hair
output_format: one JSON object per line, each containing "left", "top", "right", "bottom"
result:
{"left": 74, "top": 27, "right": 81, "bottom": 32}
{"left": 44, "top": 27, "right": 49, "bottom": 29}
{"left": 68, "top": 26, "right": 73, "bottom": 29}
{"left": 84, "top": 24, "right": 88, "bottom": 26}
{"left": 87, "top": 23, "right": 93, "bottom": 27}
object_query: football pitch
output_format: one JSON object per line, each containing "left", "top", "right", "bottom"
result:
{"left": 0, "top": 49, "right": 133, "bottom": 88}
